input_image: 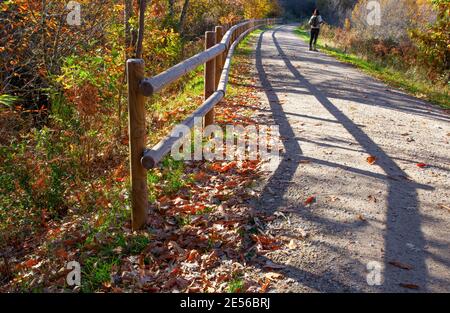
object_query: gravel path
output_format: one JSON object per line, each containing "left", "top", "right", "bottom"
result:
{"left": 248, "top": 25, "right": 450, "bottom": 292}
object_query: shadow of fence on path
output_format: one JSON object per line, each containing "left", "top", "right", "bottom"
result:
{"left": 250, "top": 24, "right": 435, "bottom": 292}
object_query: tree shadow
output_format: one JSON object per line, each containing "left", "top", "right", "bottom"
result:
{"left": 266, "top": 27, "right": 450, "bottom": 122}
{"left": 249, "top": 25, "right": 435, "bottom": 292}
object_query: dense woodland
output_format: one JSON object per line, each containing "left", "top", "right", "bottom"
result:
{"left": 0, "top": 0, "right": 448, "bottom": 292}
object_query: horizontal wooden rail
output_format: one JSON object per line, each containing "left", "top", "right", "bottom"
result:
{"left": 127, "top": 17, "right": 282, "bottom": 230}
{"left": 139, "top": 19, "right": 277, "bottom": 97}
{"left": 141, "top": 91, "right": 224, "bottom": 169}
{"left": 141, "top": 19, "right": 280, "bottom": 169}
{"left": 218, "top": 22, "right": 265, "bottom": 94}
{"left": 140, "top": 43, "right": 226, "bottom": 96}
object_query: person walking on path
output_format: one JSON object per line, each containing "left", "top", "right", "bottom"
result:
{"left": 309, "top": 9, "right": 324, "bottom": 51}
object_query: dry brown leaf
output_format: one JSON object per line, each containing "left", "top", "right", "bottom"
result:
{"left": 389, "top": 261, "right": 413, "bottom": 270}
{"left": 287, "top": 239, "right": 298, "bottom": 250}
{"left": 399, "top": 283, "right": 419, "bottom": 290}
{"left": 265, "top": 272, "right": 283, "bottom": 280}
{"left": 357, "top": 214, "right": 367, "bottom": 222}
{"left": 329, "top": 196, "right": 340, "bottom": 202}
{"left": 263, "top": 260, "right": 286, "bottom": 270}
{"left": 55, "top": 248, "right": 68, "bottom": 259}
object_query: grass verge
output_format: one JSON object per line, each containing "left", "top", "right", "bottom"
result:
{"left": 294, "top": 27, "right": 449, "bottom": 110}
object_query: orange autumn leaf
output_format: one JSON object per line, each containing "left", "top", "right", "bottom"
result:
{"left": 367, "top": 156, "right": 377, "bottom": 165}
{"left": 210, "top": 161, "right": 237, "bottom": 173}
{"left": 194, "top": 171, "right": 208, "bottom": 182}
{"left": 260, "top": 278, "right": 271, "bottom": 293}
{"left": 24, "top": 259, "right": 39, "bottom": 268}
{"left": 187, "top": 250, "right": 199, "bottom": 262}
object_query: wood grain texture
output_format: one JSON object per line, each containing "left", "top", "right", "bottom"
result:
{"left": 215, "top": 26, "right": 224, "bottom": 88}
{"left": 127, "top": 59, "right": 148, "bottom": 230}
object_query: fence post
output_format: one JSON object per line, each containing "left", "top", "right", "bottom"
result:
{"left": 204, "top": 31, "right": 216, "bottom": 127}
{"left": 215, "top": 26, "right": 224, "bottom": 88}
{"left": 126, "top": 59, "right": 148, "bottom": 231}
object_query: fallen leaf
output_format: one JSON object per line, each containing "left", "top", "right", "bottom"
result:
{"left": 251, "top": 234, "right": 282, "bottom": 250}
{"left": 329, "top": 196, "right": 340, "bottom": 202}
{"left": 399, "top": 283, "right": 419, "bottom": 290}
{"left": 416, "top": 163, "right": 428, "bottom": 168}
{"left": 304, "top": 196, "right": 316, "bottom": 205}
{"left": 23, "top": 259, "right": 39, "bottom": 268}
{"left": 367, "top": 156, "right": 377, "bottom": 165}
{"left": 186, "top": 250, "right": 199, "bottom": 262}
{"left": 357, "top": 214, "right": 367, "bottom": 222}
{"left": 194, "top": 171, "right": 208, "bottom": 182}
{"left": 260, "top": 279, "right": 271, "bottom": 293}
{"left": 56, "top": 248, "right": 68, "bottom": 259}
{"left": 368, "top": 195, "right": 377, "bottom": 203}
{"left": 287, "top": 239, "right": 298, "bottom": 250}
{"left": 389, "top": 261, "right": 413, "bottom": 270}
{"left": 263, "top": 260, "right": 286, "bottom": 270}
{"left": 265, "top": 272, "right": 283, "bottom": 280}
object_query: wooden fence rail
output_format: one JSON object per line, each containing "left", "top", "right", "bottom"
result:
{"left": 127, "top": 18, "right": 282, "bottom": 230}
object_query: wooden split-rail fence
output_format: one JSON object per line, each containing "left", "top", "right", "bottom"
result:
{"left": 127, "top": 18, "right": 281, "bottom": 230}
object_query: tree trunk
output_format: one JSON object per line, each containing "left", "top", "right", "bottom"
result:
{"left": 135, "top": 0, "right": 149, "bottom": 59}
{"left": 168, "top": 0, "right": 175, "bottom": 19}
{"left": 179, "top": 0, "right": 190, "bottom": 36}
{"left": 124, "top": 0, "right": 133, "bottom": 54}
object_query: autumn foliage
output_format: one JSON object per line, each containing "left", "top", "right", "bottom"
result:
{"left": 318, "top": 0, "right": 449, "bottom": 85}
{"left": 0, "top": 0, "right": 280, "bottom": 292}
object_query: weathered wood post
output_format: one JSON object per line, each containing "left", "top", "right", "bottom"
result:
{"left": 215, "top": 26, "right": 224, "bottom": 88}
{"left": 127, "top": 59, "right": 148, "bottom": 231}
{"left": 204, "top": 31, "right": 216, "bottom": 126}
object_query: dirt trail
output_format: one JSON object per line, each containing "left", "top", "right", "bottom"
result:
{"left": 248, "top": 25, "right": 450, "bottom": 292}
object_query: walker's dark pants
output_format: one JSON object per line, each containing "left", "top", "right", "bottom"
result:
{"left": 310, "top": 28, "right": 320, "bottom": 47}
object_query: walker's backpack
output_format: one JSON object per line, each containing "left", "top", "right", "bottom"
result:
{"left": 310, "top": 16, "right": 319, "bottom": 27}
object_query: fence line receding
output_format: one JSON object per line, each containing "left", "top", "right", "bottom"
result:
{"left": 127, "top": 18, "right": 281, "bottom": 230}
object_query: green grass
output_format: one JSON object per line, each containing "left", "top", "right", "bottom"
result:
{"left": 294, "top": 28, "right": 450, "bottom": 110}
{"left": 80, "top": 233, "right": 150, "bottom": 292}
{"left": 227, "top": 277, "right": 245, "bottom": 293}
{"left": 82, "top": 256, "right": 119, "bottom": 292}
{"left": 237, "top": 28, "right": 265, "bottom": 56}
